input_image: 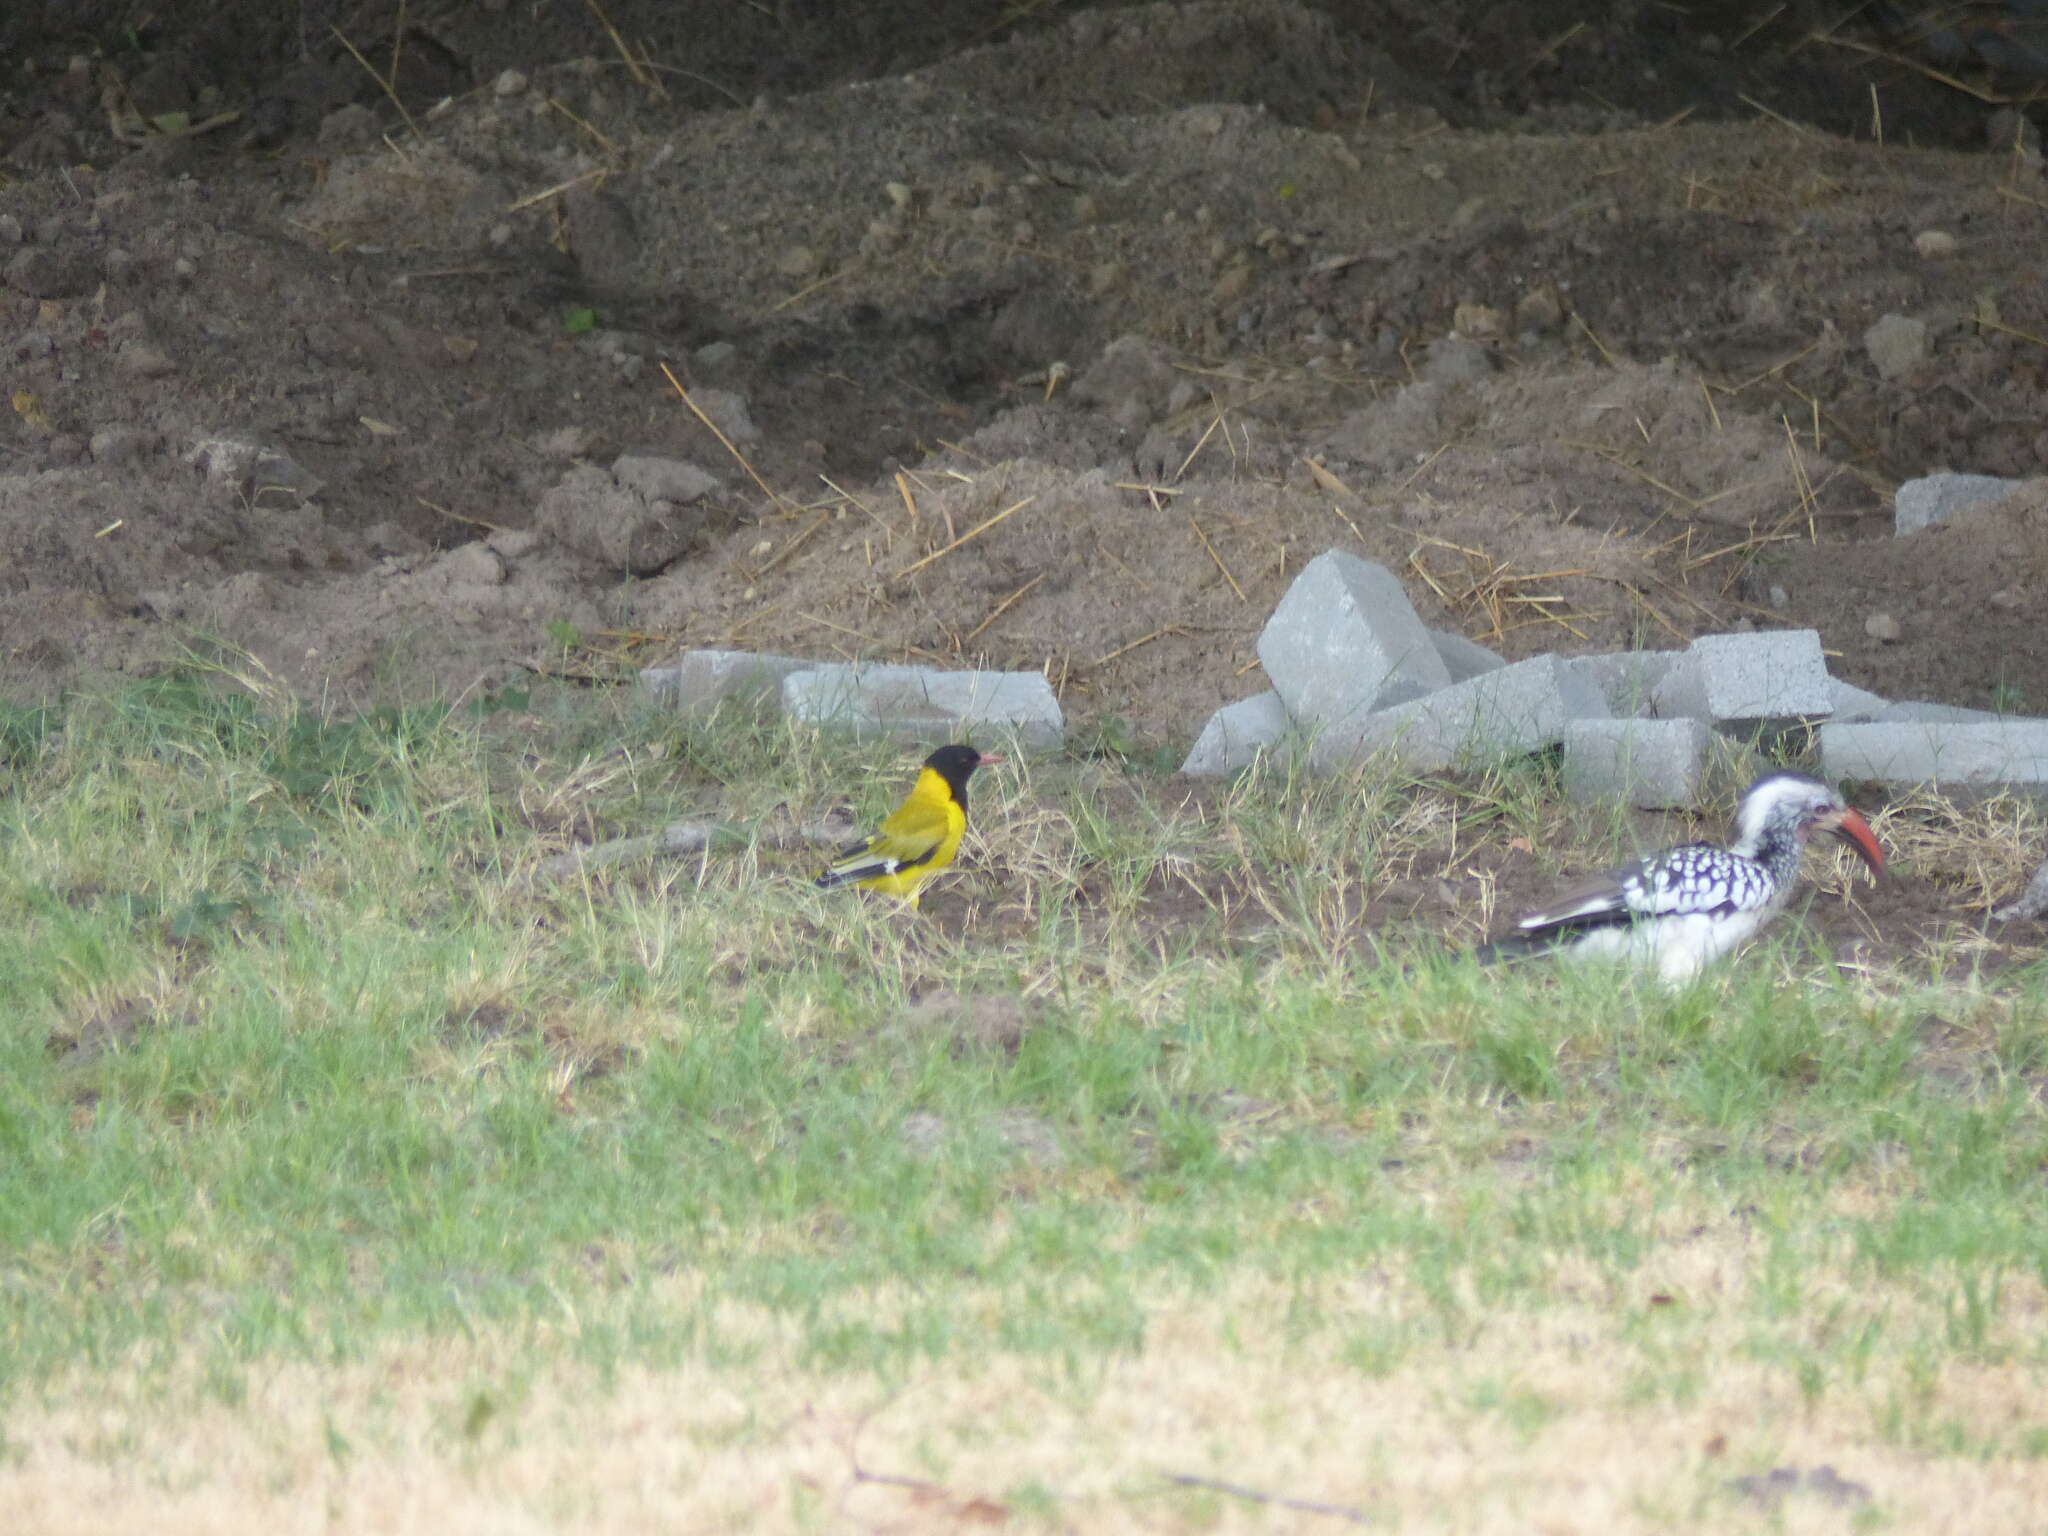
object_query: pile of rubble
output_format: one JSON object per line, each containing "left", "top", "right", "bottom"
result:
{"left": 1185, "top": 548, "right": 2048, "bottom": 806}
{"left": 641, "top": 543, "right": 2047, "bottom": 809}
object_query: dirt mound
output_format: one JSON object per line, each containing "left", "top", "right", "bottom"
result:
{"left": 1, "top": 0, "right": 2043, "bottom": 729}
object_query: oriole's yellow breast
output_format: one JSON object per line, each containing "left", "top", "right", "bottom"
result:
{"left": 855, "top": 767, "right": 965, "bottom": 898}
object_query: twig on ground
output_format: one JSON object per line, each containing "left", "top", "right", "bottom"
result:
{"left": 661, "top": 364, "right": 795, "bottom": 513}
{"left": 533, "top": 806, "right": 857, "bottom": 881}
{"left": 895, "top": 496, "right": 1035, "bottom": 581}
{"left": 506, "top": 168, "right": 608, "bottom": 213}
{"left": 330, "top": 25, "right": 422, "bottom": 141}
{"left": 1163, "top": 1470, "right": 1369, "bottom": 1524}
{"left": 585, "top": 0, "right": 668, "bottom": 100}
{"left": 1091, "top": 625, "right": 1185, "bottom": 669}
{"left": 965, "top": 571, "right": 1047, "bottom": 642}
{"left": 1187, "top": 514, "right": 1249, "bottom": 603}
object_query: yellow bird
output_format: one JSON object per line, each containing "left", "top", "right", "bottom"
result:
{"left": 814, "top": 744, "right": 1003, "bottom": 908}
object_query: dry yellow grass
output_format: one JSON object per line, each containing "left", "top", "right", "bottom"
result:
{"left": 12, "top": 1203, "right": 2047, "bottom": 1535}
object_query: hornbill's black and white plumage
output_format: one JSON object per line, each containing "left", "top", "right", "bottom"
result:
{"left": 1483, "top": 771, "right": 1886, "bottom": 982}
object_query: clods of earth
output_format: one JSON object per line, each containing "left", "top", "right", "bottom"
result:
{"left": 3, "top": 0, "right": 2047, "bottom": 949}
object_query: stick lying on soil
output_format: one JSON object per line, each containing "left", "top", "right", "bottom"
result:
{"left": 534, "top": 805, "right": 858, "bottom": 880}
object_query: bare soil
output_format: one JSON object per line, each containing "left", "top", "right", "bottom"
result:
{"left": 3, "top": 0, "right": 2045, "bottom": 733}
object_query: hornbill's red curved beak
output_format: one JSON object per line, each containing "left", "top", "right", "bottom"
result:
{"left": 1824, "top": 807, "right": 1885, "bottom": 880}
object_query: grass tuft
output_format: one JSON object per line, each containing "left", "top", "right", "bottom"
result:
{"left": 1, "top": 668, "right": 2045, "bottom": 1527}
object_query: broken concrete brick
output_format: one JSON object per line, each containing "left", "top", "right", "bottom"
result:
{"left": 1309, "top": 654, "right": 1607, "bottom": 774}
{"left": 1820, "top": 720, "right": 2048, "bottom": 788}
{"left": 1562, "top": 717, "right": 1713, "bottom": 810}
{"left": 640, "top": 648, "right": 808, "bottom": 713}
{"left": 782, "top": 663, "right": 1064, "bottom": 749}
{"left": 1828, "top": 678, "right": 1891, "bottom": 723}
{"left": 1430, "top": 627, "right": 1507, "bottom": 684}
{"left": 1651, "top": 630, "right": 1833, "bottom": 727}
{"left": 1567, "top": 650, "right": 1678, "bottom": 717}
{"left": 1181, "top": 690, "right": 1292, "bottom": 777}
{"left": 1258, "top": 551, "right": 1451, "bottom": 730}
{"left": 1894, "top": 471, "right": 2017, "bottom": 536}
{"left": 1874, "top": 700, "right": 2006, "bottom": 724}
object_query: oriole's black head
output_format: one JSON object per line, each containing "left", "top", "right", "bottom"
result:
{"left": 923, "top": 743, "right": 1002, "bottom": 805}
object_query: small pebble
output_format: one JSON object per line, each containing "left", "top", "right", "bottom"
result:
{"left": 1914, "top": 229, "right": 1957, "bottom": 259}
{"left": 1865, "top": 612, "right": 1902, "bottom": 642}
{"left": 492, "top": 69, "right": 528, "bottom": 98}
{"left": 1452, "top": 301, "right": 1504, "bottom": 339}
{"left": 116, "top": 341, "right": 176, "bottom": 378}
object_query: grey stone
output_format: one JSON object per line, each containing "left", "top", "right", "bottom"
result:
{"left": 1562, "top": 717, "right": 1713, "bottom": 810}
{"left": 1828, "top": 679, "right": 1891, "bottom": 723}
{"left": 783, "top": 664, "right": 1064, "bottom": 749}
{"left": 435, "top": 543, "right": 506, "bottom": 589}
{"left": 1181, "top": 690, "right": 1292, "bottom": 777}
{"left": 611, "top": 454, "right": 722, "bottom": 504}
{"left": 1309, "top": 654, "right": 1607, "bottom": 774}
{"left": 1429, "top": 628, "right": 1507, "bottom": 684}
{"left": 1894, "top": 471, "right": 2019, "bottom": 535}
{"left": 1994, "top": 858, "right": 2048, "bottom": 922}
{"left": 1820, "top": 721, "right": 2048, "bottom": 788}
{"left": 682, "top": 387, "right": 759, "bottom": 445}
{"left": 1864, "top": 313, "right": 1929, "bottom": 381}
{"left": 1258, "top": 551, "right": 1451, "bottom": 731}
{"left": 185, "top": 434, "right": 263, "bottom": 492}
{"left": 185, "top": 435, "right": 322, "bottom": 506}
{"left": 691, "top": 341, "right": 739, "bottom": 378}
{"left": 1652, "top": 630, "right": 1833, "bottom": 727}
{"left": 532, "top": 425, "right": 600, "bottom": 460}
{"left": 1566, "top": 651, "right": 1679, "bottom": 716}
{"left": 641, "top": 648, "right": 809, "bottom": 714}
{"left": 115, "top": 341, "right": 176, "bottom": 378}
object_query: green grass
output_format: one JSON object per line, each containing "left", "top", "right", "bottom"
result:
{"left": 2, "top": 666, "right": 2046, "bottom": 1525}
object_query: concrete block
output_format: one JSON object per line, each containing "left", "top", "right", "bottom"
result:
{"left": 1430, "top": 627, "right": 1507, "bottom": 684}
{"left": 1894, "top": 472, "right": 2018, "bottom": 536}
{"left": 1875, "top": 700, "right": 2005, "bottom": 724}
{"left": 1258, "top": 551, "right": 1451, "bottom": 729}
{"left": 1562, "top": 717, "right": 1713, "bottom": 810}
{"left": 1181, "top": 691, "right": 1292, "bottom": 777}
{"left": 1567, "top": 650, "right": 1678, "bottom": 716}
{"left": 1309, "top": 654, "right": 1607, "bottom": 774}
{"left": 1651, "top": 630, "right": 1833, "bottom": 727}
{"left": 640, "top": 648, "right": 807, "bottom": 713}
{"left": 1820, "top": 721, "right": 2048, "bottom": 788}
{"left": 1828, "top": 678, "right": 1890, "bottom": 723}
{"left": 782, "top": 663, "right": 1064, "bottom": 749}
